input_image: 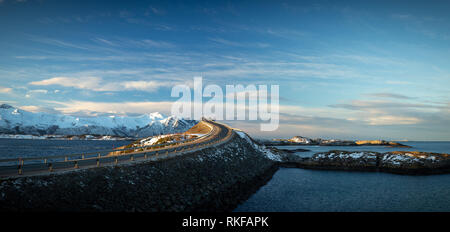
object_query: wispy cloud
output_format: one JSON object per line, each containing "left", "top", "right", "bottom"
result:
{"left": 0, "top": 86, "right": 12, "bottom": 93}
{"left": 145, "top": 6, "right": 166, "bottom": 16}
{"left": 46, "top": 100, "right": 174, "bottom": 116}
{"left": 328, "top": 98, "right": 448, "bottom": 127}
{"left": 20, "top": 105, "right": 61, "bottom": 114}
{"left": 29, "top": 76, "right": 177, "bottom": 92}
{"left": 27, "top": 89, "right": 48, "bottom": 94}
{"left": 29, "top": 36, "right": 90, "bottom": 50}
{"left": 366, "top": 92, "right": 414, "bottom": 100}
{"left": 391, "top": 12, "right": 449, "bottom": 40}
{"left": 209, "top": 37, "right": 269, "bottom": 48}
{"left": 126, "top": 39, "right": 175, "bottom": 48}
{"left": 92, "top": 38, "right": 116, "bottom": 46}
{"left": 363, "top": 115, "right": 421, "bottom": 125}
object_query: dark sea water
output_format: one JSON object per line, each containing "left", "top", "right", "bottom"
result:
{"left": 234, "top": 168, "right": 450, "bottom": 212}
{"left": 0, "top": 139, "right": 132, "bottom": 159}
{"left": 235, "top": 141, "right": 450, "bottom": 212}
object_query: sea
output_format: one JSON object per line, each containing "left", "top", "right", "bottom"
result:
{"left": 0, "top": 138, "right": 132, "bottom": 160}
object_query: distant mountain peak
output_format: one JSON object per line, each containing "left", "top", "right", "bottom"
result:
{"left": 0, "top": 104, "right": 197, "bottom": 137}
{"left": 0, "top": 104, "right": 14, "bottom": 109}
{"left": 149, "top": 112, "right": 165, "bottom": 119}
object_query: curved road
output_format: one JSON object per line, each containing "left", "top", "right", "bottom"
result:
{"left": 0, "top": 120, "right": 234, "bottom": 179}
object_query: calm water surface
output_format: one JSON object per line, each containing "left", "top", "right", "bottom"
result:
{"left": 0, "top": 139, "right": 132, "bottom": 159}
{"left": 236, "top": 142, "right": 450, "bottom": 212}
{"left": 235, "top": 168, "right": 450, "bottom": 212}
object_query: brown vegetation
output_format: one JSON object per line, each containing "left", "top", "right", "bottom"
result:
{"left": 185, "top": 121, "right": 211, "bottom": 134}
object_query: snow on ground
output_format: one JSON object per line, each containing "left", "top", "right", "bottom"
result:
{"left": 236, "top": 131, "right": 281, "bottom": 161}
{"left": 313, "top": 151, "right": 440, "bottom": 166}
{"left": 314, "top": 151, "right": 377, "bottom": 160}
{"left": 138, "top": 135, "right": 173, "bottom": 146}
{"left": 0, "top": 134, "right": 48, "bottom": 139}
{"left": 381, "top": 153, "right": 439, "bottom": 166}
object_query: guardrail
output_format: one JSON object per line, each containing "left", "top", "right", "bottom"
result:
{"left": 0, "top": 120, "right": 231, "bottom": 178}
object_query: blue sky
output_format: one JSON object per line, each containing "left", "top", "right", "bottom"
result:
{"left": 0, "top": 0, "right": 449, "bottom": 140}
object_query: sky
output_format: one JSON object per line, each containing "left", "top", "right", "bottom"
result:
{"left": 0, "top": 0, "right": 449, "bottom": 140}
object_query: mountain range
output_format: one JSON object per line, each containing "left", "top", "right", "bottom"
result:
{"left": 0, "top": 104, "right": 196, "bottom": 138}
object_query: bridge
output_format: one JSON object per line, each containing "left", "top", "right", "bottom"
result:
{"left": 0, "top": 120, "right": 234, "bottom": 179}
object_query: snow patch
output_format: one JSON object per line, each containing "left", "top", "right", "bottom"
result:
{"left": 236, "top": 131, "right": 281, "bottom": 161}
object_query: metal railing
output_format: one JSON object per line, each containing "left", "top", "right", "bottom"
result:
{"left": 0, "top": 120, "right": 232, "bottom": 178}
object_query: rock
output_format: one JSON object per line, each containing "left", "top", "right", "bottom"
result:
{"left": 355, "top": 140, "right": 411, "bottom": 148}
{"left": 288, "top": 150, "right": 450, "bottom": 175}
{"left": 264, "top": 137, "right": 410, "bottom": 148}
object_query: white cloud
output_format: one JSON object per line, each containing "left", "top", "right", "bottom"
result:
{"left": 47, "top": 100, "right": 174, "bottom": 116}
{"left": 0, "top": 86, "right": 12, "bottom": 93}
{"left": 30, "top": 36, "right": 90, "bottom": 50}
{"left": 365, "top": 115, "right": 421, "bottom": 125}
{"left": 209, "top": 37, "right": 270, "bottom": 48}
{"left": 30, "top": 76, "right": 102, "bottom": 89}
{"left": 28, "top": 89, "right": 48, "bottom": 94}
{"left": 121, "top": 81, "right": 173, "bottom": 92}
{"left": 20, "top": 105, "right": 61, "bottom": 114}
{"left": 93, "top": 38, "right": 116, "bottom": 46}
{"left": 140, "top": 39, "right": 174, "bottom": 48}
{"left": 366, "top": 92, "right": 413, "bottom": 99}
{"left": 30, "top": 76, "right": 175, "bottom": 92}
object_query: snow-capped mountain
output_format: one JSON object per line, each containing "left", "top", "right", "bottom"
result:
{"left": 0, "top": 104, "right": 197, "bottom": 137}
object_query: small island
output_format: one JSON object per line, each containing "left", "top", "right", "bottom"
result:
{"left": 262, "top": 135, "right": 411, "bottom": 148}
{"left": 281, "top": 150, "right": 450, "bottom": 175}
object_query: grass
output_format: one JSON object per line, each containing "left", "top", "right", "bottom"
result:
{"left": 185, "top": 121, "right": 211, "bottom": 134}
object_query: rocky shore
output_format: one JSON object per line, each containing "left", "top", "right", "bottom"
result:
{"left": 281, "top": 150, "right": 450, "bottom": 175}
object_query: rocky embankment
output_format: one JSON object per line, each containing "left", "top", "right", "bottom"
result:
{"left": 282, "top": 150, "right": 450, "bottom": 175}
{"left": 0, "top": 132, "right": 282, "bottom": 212}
